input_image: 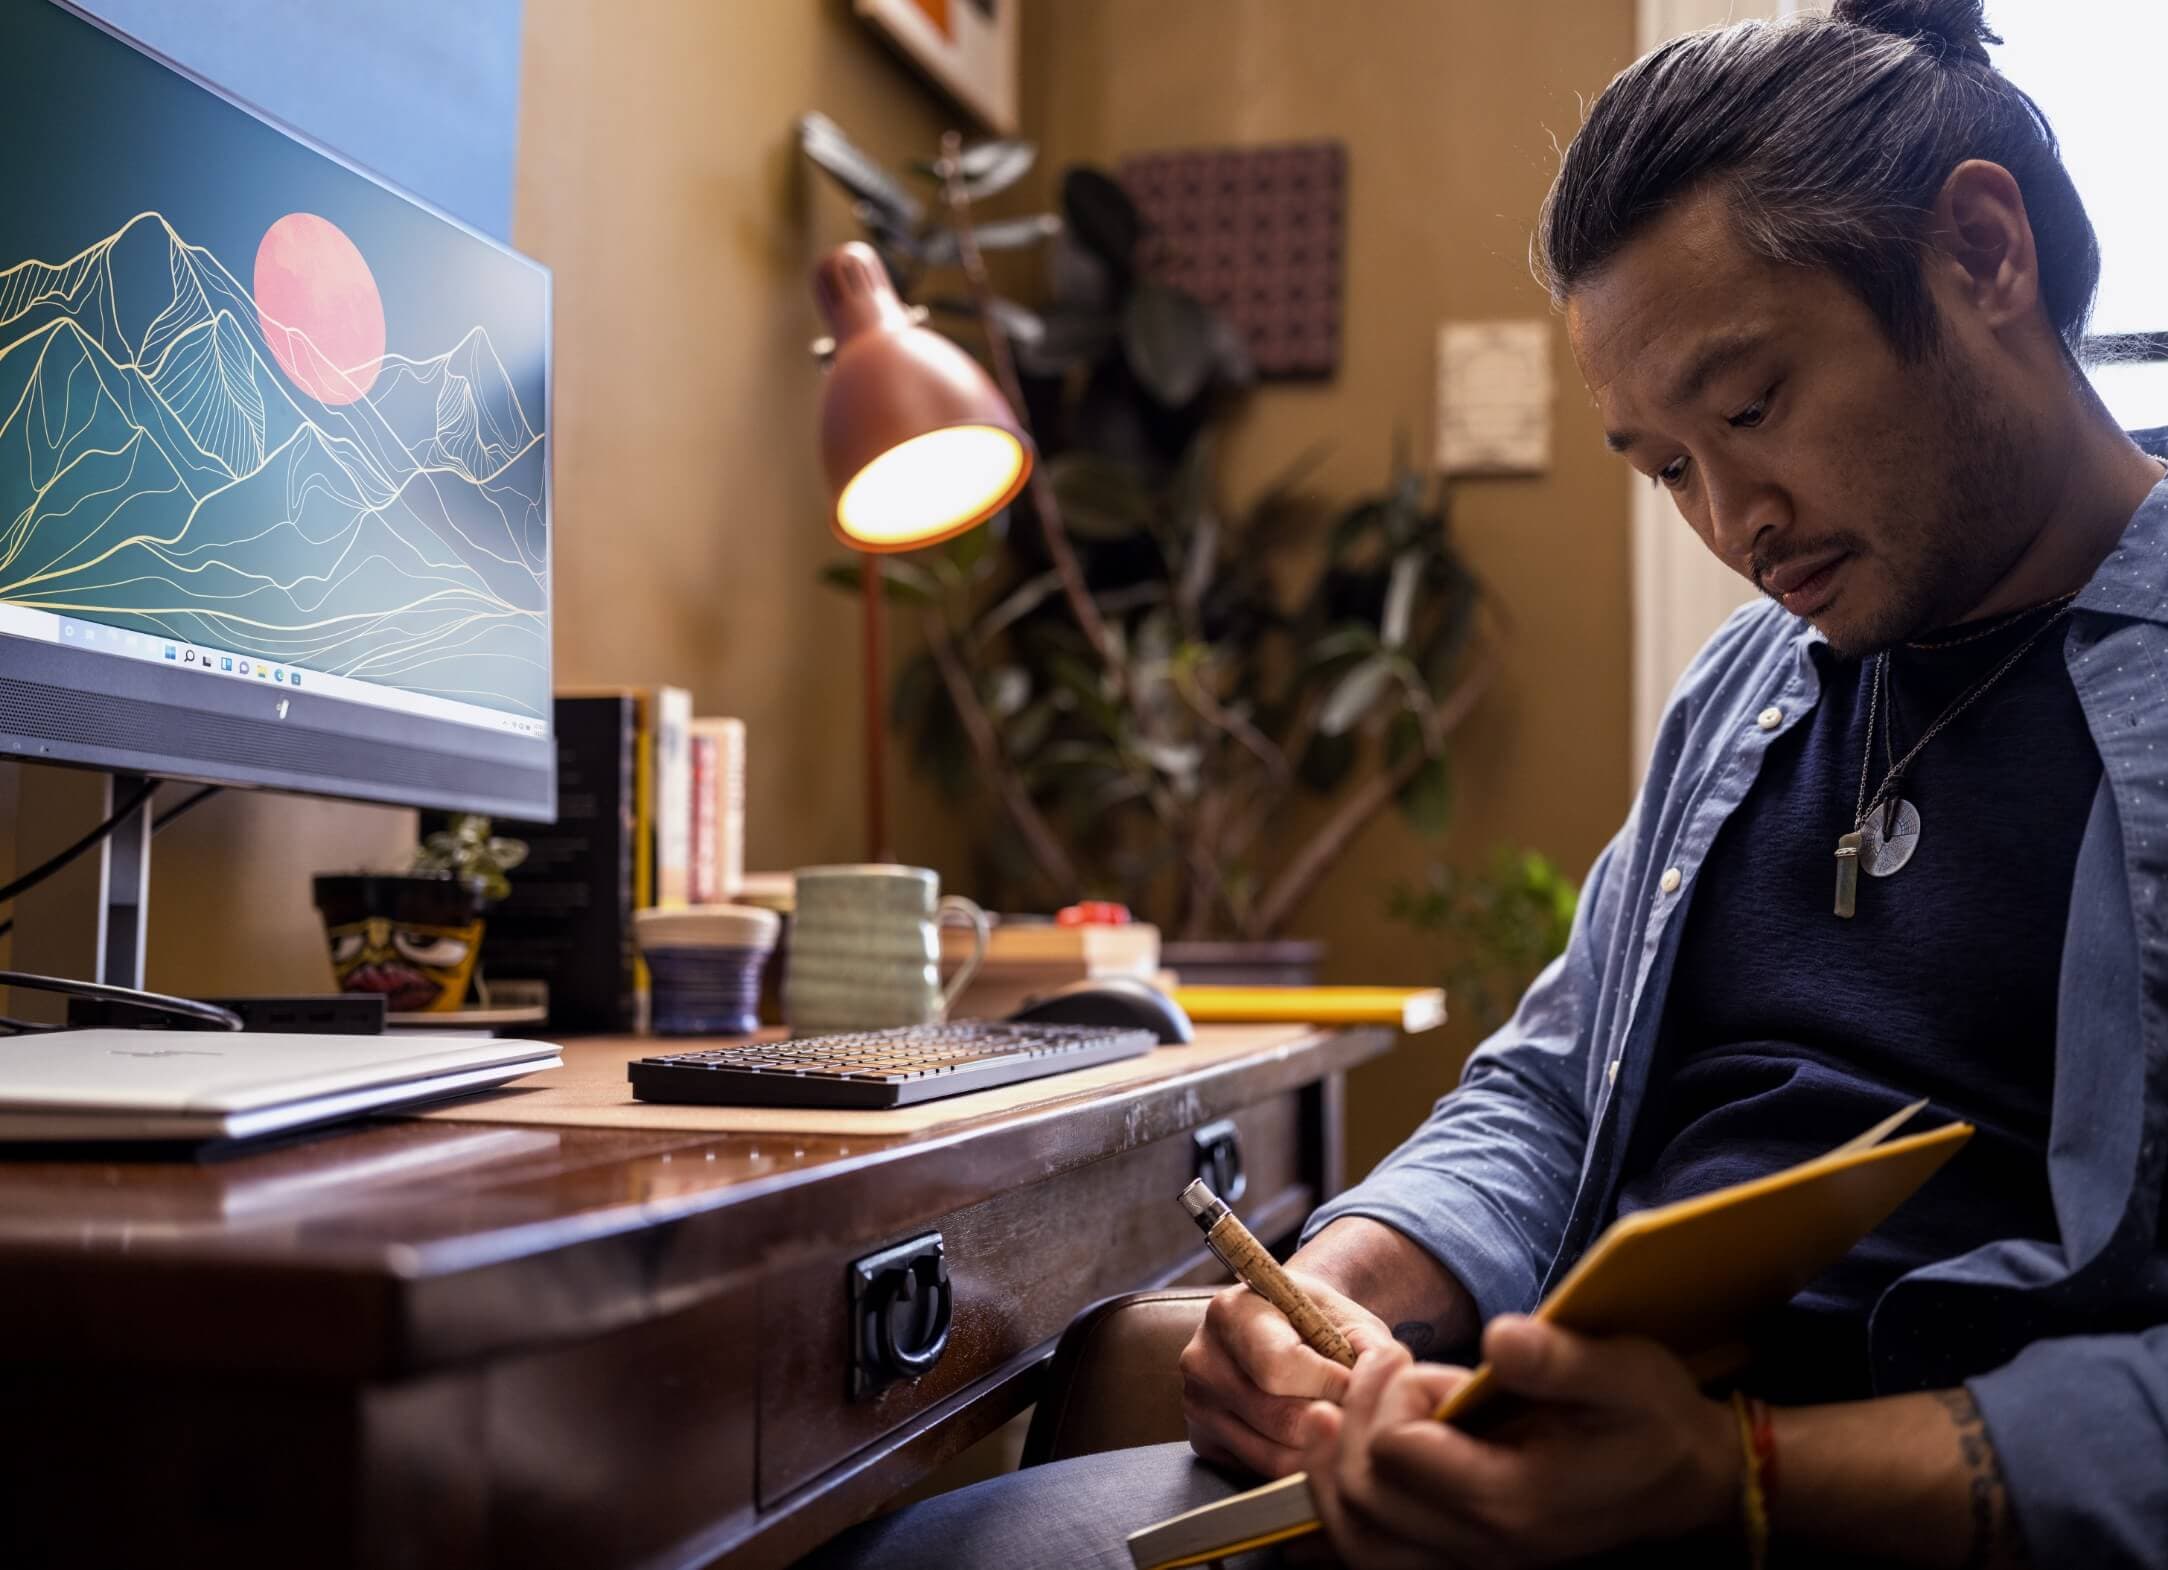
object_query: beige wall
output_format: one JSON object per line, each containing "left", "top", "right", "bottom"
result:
{"left": 510, "top": 0, "right": 971, "bottom": 870}
{"left": 1023, "top": 0, "right": 1640, "bottom": 1177}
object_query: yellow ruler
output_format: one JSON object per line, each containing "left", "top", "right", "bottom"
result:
{"left": 1171, "top": 986, "right": 1446, "bottom": 1032}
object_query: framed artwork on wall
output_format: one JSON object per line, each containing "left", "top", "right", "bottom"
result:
{"left": 855, "top": 0, "right": 1017, "bottom": 135}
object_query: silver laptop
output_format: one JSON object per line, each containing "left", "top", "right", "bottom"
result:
{"left": 0, "top": 1031, "right": 560, "bottom": 1141}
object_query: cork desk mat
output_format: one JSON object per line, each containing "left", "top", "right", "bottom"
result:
{"left": 414, "top": 1024, "right": 1317, "bottom": 1137}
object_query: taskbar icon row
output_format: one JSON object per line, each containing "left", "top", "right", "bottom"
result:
{"left": 53, "top": 618, "right": 305, "bottom": 687}
{"left": 33, "top": 609, "right": 548, "bottom": 739}
{"left": 160, "top": 641, "right": 302, "bottom": 688}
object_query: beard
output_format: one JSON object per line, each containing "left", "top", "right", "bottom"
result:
{"left": 1805, "top": 342, "right": 2034, "bottom": 660}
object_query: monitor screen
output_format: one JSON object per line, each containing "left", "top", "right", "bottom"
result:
{"left": 0, "top": 0, "right": 553, "bottom": 820}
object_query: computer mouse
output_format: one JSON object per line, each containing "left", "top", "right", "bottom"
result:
{"left": 1007, "top": 975, "right": 1195, "bottom": 1044}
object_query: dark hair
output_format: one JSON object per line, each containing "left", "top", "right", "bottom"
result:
{"left": 1536, "top": 0, "right": 2099, "bottom": 359}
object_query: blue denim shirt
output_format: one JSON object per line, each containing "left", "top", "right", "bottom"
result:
{"left": 1308, "top": 472, "right": 2168, "bottom": 1565}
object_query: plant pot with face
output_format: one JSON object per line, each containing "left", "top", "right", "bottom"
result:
{"left": 312, "top": 872, "right": 490, "bottom": 1014}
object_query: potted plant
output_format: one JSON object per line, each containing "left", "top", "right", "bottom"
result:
{"left": 1387, "top": 849, "right": 1579, "bottom": 1034}
{"left": 801, "top": 119, "right": 1498, "bottom": 974}
{"left": 311, "top": 815, "right": 528, "bottom": 1014}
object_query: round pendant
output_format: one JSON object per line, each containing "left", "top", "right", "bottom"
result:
{"left": 1860, "top": 799, "right": 1922, "bottom": 878}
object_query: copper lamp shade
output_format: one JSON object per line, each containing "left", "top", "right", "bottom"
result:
{"left": 812, "top": 242, "right": 1033, "bottom": 551}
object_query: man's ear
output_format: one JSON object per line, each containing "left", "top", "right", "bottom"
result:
{"left": 1928, "top": 158, "right": 2041, "bottom": 334}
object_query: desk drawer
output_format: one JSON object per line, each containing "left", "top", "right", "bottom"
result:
{"left": 756, "top": 1089, "right": 1302, "bottom": 1504}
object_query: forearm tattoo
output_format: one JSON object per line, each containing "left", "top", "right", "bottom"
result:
{"left": 1933, "top": 1389, "right": 2029, "bottom": 1569}
{"left": 1391, "top": 1320, "right": 1438, "bottom": 1355}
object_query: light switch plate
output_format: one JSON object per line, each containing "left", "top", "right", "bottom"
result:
{"left": 1436, "top": 320, "right": 1552, "bottom": 476}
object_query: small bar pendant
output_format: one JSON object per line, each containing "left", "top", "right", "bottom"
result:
{"left": 1834, "top": 831, "right": 1863, "bottom": 919}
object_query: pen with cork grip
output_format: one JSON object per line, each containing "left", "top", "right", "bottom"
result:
{"left": 1180, "top": 1177, "right": 1357, "bottom": 1369}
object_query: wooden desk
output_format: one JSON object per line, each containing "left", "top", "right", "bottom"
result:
{"left": 0, "top": 1024, "right": 1390, "bottom": 1569}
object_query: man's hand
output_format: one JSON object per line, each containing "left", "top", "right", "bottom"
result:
{"left": 1298, "top": 1315, "right": 1740, "bottom": 1568}
{"left": 1179, "top": 1268, "right": 1402, "bottom": 1477}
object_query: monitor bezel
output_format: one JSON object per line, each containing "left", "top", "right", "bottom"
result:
{"left": 0, "top": 0, "right": 556, "bottom": 822}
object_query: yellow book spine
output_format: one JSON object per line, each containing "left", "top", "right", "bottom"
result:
{"left": 1172, "top": 986, "right": 1446, "bottom": 1031}
{"left": 630, "top": 696, "right": 654, "bottom": 1015}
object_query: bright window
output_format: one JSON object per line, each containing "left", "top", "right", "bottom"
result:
{"left": 1992, "top": 1, "right": 2168, "bottom": 429}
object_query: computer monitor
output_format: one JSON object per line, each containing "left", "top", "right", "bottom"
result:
{"left": 0, "top": 0, "right": 554, "bottom": 825}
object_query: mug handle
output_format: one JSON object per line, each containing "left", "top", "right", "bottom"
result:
{"left": 936, "top": 895, "right": 991, "bottom": 1020}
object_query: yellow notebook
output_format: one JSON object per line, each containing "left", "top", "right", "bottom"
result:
{"left": 1127, "top": 1101, "right": 1972, "bottom": 1570}
{"left": 1172, "top": 986, "right": 1448, "bottom": 1033}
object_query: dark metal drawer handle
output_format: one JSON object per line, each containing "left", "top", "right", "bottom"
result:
{"left": 849, "top": 1233, "right": 954, "bottom": 1398}
{"left": 1192, "top": 1118, "right": 1246, "bottom": 1206}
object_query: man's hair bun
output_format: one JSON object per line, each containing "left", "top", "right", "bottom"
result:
{"left": 1831, "top": 0, "right": 2001, "bottom": 68}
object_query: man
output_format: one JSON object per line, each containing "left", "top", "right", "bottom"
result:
{"left": 814, "top": 3, "right": 2168, "bottom": 1564}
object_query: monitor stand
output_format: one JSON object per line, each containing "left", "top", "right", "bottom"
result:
{"left": 10, "top": 769, "right": 394, "bottom": 1035}
{"left": 8, "top": 765, "right": 152, "bottom": 1003}
{"left": 95, "top": 772, "right": 152, "bottom": 990}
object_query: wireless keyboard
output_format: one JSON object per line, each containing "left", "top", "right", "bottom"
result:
{"left": 626, "top": 1021, "right": 1158, "bottom": 1110}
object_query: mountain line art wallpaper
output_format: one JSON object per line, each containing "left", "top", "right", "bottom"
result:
{"left": 0, "top": 0, "right": 550, "bottom": 720}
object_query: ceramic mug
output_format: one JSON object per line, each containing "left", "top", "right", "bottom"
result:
{"left": 784, "top": 865, "right": 990, "bottom": 1033}
{"left": 634, "top": 904, "right": 780, "bottom": 1037}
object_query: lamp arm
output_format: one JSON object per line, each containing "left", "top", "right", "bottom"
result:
{"left": 937, "top": 133, "right": 1118, "bottom": 678}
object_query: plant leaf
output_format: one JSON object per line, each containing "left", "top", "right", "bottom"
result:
{"left": 959, "top": 138, "right": 1038, "bottom": 198}
{"left": 1381, "top": 549, "right": 1422, "bottom": 648}
{"left": 1138, "top": 738, "right": 1204, "bottom": 794}
{"left": 817, "top": 558, "right": 938, "bottom": 605}
{"left": 1049, "top": 451, "right": 1156, "bottom": 541}
{"left": 945, "top": 510, "right": 1003, "bottom": 579}
{"left": 977, "top": 570, "right": 1064, "bottom": 640}
{"left": 1318, "top": 652, "right": 1397, "bottom": 736}
{"left": 1397, "top": 753, "right": 1454, "bottom": 836}
{"left": 1050, "top": 232, "right": 1116, "bottom": 313}
{"left": 1307, "top": 624, "right": 1382, "bottom": 670}
{"left": 1004, "top": 696, "right": 1055, "bottom": 760}
{"left": 1122, "top": 282, "right": 1217, "bottom": 408}
{"left": 916, "top": 214, "right": 1061, "bottom": 267}
{"left": 1206, "top": 305, "right": 1256, "bottom": 393}
{"left": 1297, "top": 730, "right": 1356, "bottom": 793}
{"left": 984, "top": 664, "right": 1030, "bottom": 719}
{"left": 1062, "top": 167, "right": 1143, "bottom": 274}
{"left": 926, "top": 293, "right": 1047, "bottom": 347}
{"left": 1016, "top": 303, "right": 1115, "bottom": 376}
{"left": 798, "top": 113, "right": 923, "bottom": 226}
{"left": 889, "top": 648, "right": 941, "bottom": 730}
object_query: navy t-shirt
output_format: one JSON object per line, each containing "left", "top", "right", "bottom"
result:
{"left": 1613, "top": 603, "right": 2101, "bottom": 1402}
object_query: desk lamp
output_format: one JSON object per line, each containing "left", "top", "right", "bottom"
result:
{"left": 812, "top": 239, "right": 1034, "bottom": 857}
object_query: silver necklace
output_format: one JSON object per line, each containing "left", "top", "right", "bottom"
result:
{"left": 1833, "top": 602, "right": 2075, "bottom": 918}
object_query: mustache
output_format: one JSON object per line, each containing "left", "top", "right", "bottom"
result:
{"left": 1751, "top": 534, "right": 1868, "bottom": 596}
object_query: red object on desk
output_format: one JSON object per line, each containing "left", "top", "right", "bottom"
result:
{"left": 1055, "top": 901, "right": 1132, "bottom": 927}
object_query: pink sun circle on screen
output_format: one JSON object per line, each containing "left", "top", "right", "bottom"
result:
{"left": 253, "top": 213, "right": 386, "bottom": 406}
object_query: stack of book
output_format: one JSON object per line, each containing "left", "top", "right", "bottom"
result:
{"left": 940, "top": 919, "right": 1164, "bottom": 1021}
{"left": 485, "top": 687, "right": 750, "bottom": 1034}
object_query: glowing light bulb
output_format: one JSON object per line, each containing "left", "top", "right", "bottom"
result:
{"left": 835, "top": 425, "right": 1027, "bottom": 548}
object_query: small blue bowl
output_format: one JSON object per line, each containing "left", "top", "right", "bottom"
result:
{"left": 635, "top": 905, "right": 782, "bottom": 1038}
{"left": 645, "top": 945, "right": 767, "bottom": 1036}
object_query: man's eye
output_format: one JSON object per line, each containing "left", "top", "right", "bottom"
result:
{"left": 1656, "top": 456, "right": 1691, "bottom": 489}
{"left": 1729, "top": 387, "right": 1775, "bottom": 429}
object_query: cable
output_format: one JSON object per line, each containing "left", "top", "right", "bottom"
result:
{"left": 152, "top": 785, "right": 221, "bottom": 834}
{"left": 0, "top": 778, "right": 156, "bottom": 909}
{"left": 0, "top": 971, "right": 241, "bottom": 1032}
{"left": 0, "top": 784, "right": 224, "bottom": 942}
{"left": 0, "top": 782, "right": 238, "bottom": 1031}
